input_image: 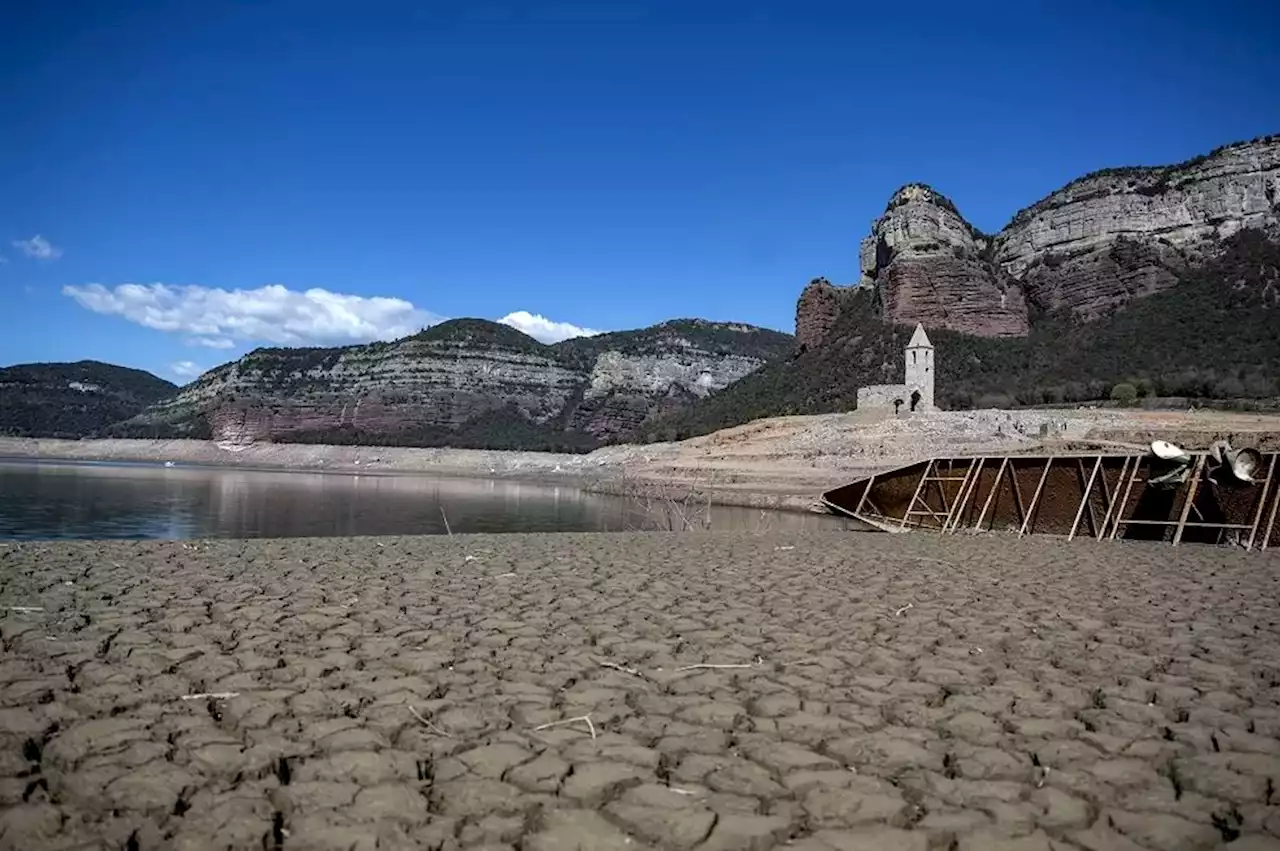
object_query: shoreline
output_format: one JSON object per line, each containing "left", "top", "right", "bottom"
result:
{"left": 0, "top": 436, "right": 847, "bottom": 514}
{"left": 4, "top": 407, "right": 1280, "bottom": 516}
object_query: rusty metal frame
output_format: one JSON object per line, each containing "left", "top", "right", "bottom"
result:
{"left": 1068, "top": 456, "right": 1102, "bottom": 541}
{"left": 821, "top": 448, "right": 1280, "bottom": 551}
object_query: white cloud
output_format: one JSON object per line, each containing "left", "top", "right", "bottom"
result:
{"left": 190, "top": 336, "right": 236, "bottom": 349}
{"left": 13, "top": 235, "right": 62, "bottom": 260}
{"left": 63, "top": 282, "right": 443, "bottom": 347}
{"left": 170, "top": 360, "right": 204, "bottom": 379}
{"left": 498, "top": 310, "right": 601, "bottom": 344}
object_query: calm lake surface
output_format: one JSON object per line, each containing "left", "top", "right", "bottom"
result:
{"left": 0, "top": 460, "right": 848, "bottom": 540}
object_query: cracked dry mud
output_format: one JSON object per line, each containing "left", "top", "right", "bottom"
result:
{"left": 2, "top": 532, "right": 1280, "bottom": 850}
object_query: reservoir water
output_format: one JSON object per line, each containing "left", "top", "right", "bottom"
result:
{"left": 0, "top": 459, "right": 848, "bottom": 540}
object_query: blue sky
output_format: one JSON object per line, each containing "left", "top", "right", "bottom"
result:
{"left": 2, "top": 0, "right": 1276, "bottom": 382}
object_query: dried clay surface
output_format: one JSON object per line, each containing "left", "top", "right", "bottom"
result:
{"left": 2, "top": 531, "right": 1280, "bottom": 850}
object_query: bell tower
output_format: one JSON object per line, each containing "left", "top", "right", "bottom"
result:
{"left": 904, "top": 323, "right": 934, "bottom": 411}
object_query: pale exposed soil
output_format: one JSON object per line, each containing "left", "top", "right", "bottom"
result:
{"left": 3, "top": 408, "right": 1278, "bottom": 512}
{"left": 2, "top": 532, "right": 1280, "bottom": 850}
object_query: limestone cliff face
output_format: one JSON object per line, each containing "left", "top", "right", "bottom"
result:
{"left": 121, "top": 318, "right": 792, "bottom": 449}
{"left": 559, "top": 319, "right": 793, "bottom": 441}
{"left": 798, "top": 135, "right": 1280, "bottom": 340}
{"left": 999, "top": 136, "right": 1280, "bottom": 318}
{"left": 856, "top": 185, "right": 1029, "bottom": 337}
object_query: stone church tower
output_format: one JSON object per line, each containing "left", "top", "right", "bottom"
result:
{"left": 854, "top": 322, "right": 937, "bottom": 413}
{"left": 905, "top": 323, "right": 934, "bottom": 411}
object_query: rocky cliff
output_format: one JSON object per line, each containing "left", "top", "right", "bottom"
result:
{"left": 115, "top": 318, "right": 792, "bottom": 450}
{"left": 0, "top": 361, "right": 176, "bottom": 439}
{"left": 858, "top": 184, "right": 1030, "bottom": 337}
{"left": 1000, "top": 136, "right": 1280, "bottom": 318}
{"left": 802, "top": 134, "right": 1280, "bottom": 340}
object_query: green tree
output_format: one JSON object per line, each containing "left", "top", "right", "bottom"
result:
{"left": 1110, "top": 383, "right": 1139, "bottom": 404}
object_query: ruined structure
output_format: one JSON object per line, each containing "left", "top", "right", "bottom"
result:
{"left": 855, "top": 323, "right": 935, "bottom": 414}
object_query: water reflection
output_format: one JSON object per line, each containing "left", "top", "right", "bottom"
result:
{"left": 0, "top": 460, "right": 849, "bottom": 541}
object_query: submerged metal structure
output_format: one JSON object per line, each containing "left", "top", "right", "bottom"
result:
{"left": 822, "top": 443, "right": 1279, "bottom": 550}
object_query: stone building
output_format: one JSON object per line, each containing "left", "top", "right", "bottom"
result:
{"left": 855, "top": 323, "right": 935, "bottom": 414}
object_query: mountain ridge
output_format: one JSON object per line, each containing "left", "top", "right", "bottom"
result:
{"left": 110, "top": 317, "right": 793, "bottom": 451}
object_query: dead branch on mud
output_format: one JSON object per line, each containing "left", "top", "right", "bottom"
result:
{"left": 675, "top": 663, "right": 755, "bottom": 672}
{"left": 617, "top": 471, "right": 717, "bottom": 532}
{"left": 533, "top": 714, "right": 597, "bottom": 740}
{"left": 407, "top": 705, "right": 451, "bottom": 736}
{"left": 597, "top": 659, "right": 646, "bottom": 678}
{"left": 180, "top": 692, "right": 240, "bottom": 701}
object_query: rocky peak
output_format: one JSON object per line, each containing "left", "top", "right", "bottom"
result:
{"left": 849, "top": 183, "right": 1029, "bottom": 338}
{"left": 801, "top": 134, "right": 1280, "bottom": 342}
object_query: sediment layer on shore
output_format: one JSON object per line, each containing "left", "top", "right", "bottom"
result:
{"left": 4, "top": 406, "right": 1280, "bottom": 515}
{"left": 2, "top": 532, "right": 1279, "bottom": 848}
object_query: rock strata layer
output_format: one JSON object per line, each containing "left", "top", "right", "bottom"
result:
{"left": 118, "top": 319, "right": 792, "bottom": 449}
{"left": 802, "top": 135, "right": 1280, "bottom": 338}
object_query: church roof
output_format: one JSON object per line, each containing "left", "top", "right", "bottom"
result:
{"left": 907, "top": 323, "right": 933, "bottom": 349}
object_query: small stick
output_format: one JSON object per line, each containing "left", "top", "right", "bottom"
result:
{"left": 676, "top": 663, "right": 754, "bottom": 672}
{"left": 180, "top": 692, "right": 240, "bottom": 701}
{"left": 598, "top": 660, "right": 644, "bottom": 677}
{"left": 895, "top": 603, "right": 914, "bottom": 617}
{"left": 407, "top": 705, "right": 450, "bottom": 736}
{"left": 440, "top": 507, "right": 453, "bottom": 536}
{"left": 533, "top": 714, "right": 597, "bottom": 740}
{"left": 3, "top": 606, "right": 44, "bottom": 613}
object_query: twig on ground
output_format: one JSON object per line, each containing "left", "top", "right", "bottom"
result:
{"left": 180, "top": 692, "right": 240, "bottom": 701}
{"left": 668, "top": 787, "right": 699, "bottom": 796}
{"left": 407, "top": 705, "right": 451, "bottom": 736}
{"left": 3, "top": 606, "right": 45, "bottom": 613}
{"left": 774, "top": 546, "right": 796, "bottom": 551}
{"left": 597, "top": 659, "right": 644, "bottom": 678}
{"left": 440, "top": 507, "right": 453, "bottom": 537}
{"left": 676, "top": 663, "right": 755, "bottom": 672}
{"left": 895, "top": 603, "right": 914, "bottom": 617}
{"left": 533, "top": 714, "right": 597, "bottom": 740}
{"left": 494, "top": 572, "right": 517, "bottom": 578}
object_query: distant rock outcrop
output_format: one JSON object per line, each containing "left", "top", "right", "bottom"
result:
{"left": 801, "top": 135, "right": 1280, "bottom": 339}
{"left": 115, "top": 318, "right": 793, "bottom": 451}
{"left": 795, "top": 278, "right": 853, "bottom": 350}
